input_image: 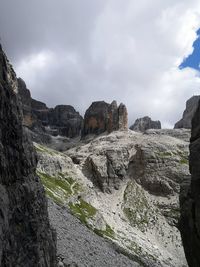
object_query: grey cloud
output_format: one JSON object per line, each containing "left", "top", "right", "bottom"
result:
{"left": 0, "top": 0, "right": 200, "bottom": 128}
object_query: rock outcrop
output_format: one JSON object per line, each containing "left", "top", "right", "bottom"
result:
{"left": 18, "top": 77, "right": 34, "bottom": 127}
{"left": 174, "top": 95, "right": 200, "bottom": 129}
{"left": 0, "top": 45, "right": 56, "bottom": 266}
{"left": 37, "top": 129, "right": 188, "bottom": 266}
{"left": 18, "top": 79, "right": 83, "bottom": 139}
{"left": 48, "top": 105, "right": 83, "bottom": 137}
{"left": 82, "top": 100, "right": 128, "bottom": 137}
{"left": 130, "top": 116, "right": 161, "bottom": 132}
{"left": 180, "top": 99, "right": 200, "bottom": 266}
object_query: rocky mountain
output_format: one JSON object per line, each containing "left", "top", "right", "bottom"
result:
{"left": 1, "top": 41, "right": 195, "bottom": 267}
{"left": 18, "top": 78, "right": 83, "bottom": 139}
{"left": 174, "top": 95, "right": 200, "bottom": 129}
{"left": 35, "top": 128, "right": 190, "bottom": 266}
{"left": 130, "top": 116, "right": 161, "bottom": 132}
{"left": 82, "top": 100, "right": 128, "bottom": 137}
{"left": 0, "top": 45, "right": 56, "bottom": 266}
{"left": 180, "top": 98, "right": 200, "bottom": 266}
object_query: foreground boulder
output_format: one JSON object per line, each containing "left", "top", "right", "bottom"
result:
{"left": 180, "top": 99, "right": 200, "bottom": 266}
{"left": 174, "top": 95, "right": 200, "bottom": 129}
{"left": 82, "top": 100, "right": 128, "bottom": 137}
{"left": 130, "top": 116, "right": 161, "bottom": 132}
{"left": 0, "top": 45, "right": 56, "bottom": 266}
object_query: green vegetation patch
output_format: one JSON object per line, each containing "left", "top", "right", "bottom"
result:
{"left": 37, "top": 171, "right": 79, "bottom": 205}
{"left": 94, "top": 224, "right": 115, "bottom": 239}
{"left": 180, "top": 158, "right": 189, "bottom": 165}
{"left": 69, "top": 198, "right": 97, "bottom": 225}
{"left": 155, "top": 151, "right": 172, "bottom": 158}
{"left": 34, "top": 143, "right": 60, "bottom": 156}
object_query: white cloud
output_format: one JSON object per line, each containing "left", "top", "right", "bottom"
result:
{"left": 16, "top": 51, "right": 54, "bottom": 88}
{"left": 1, "top": 0, "right": 200, "bottom": 127}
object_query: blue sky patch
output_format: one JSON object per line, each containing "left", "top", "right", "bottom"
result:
{"left": 179, "top": 28, "right": 200, "bottom": 71}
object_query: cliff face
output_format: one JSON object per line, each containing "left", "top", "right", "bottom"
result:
{"left": 130, "top": 116, "right": 161, "bottom": 132}
{"left": 174, "top": 95, "right": 200, "bottom": 129}
{"left": 18, "top": 78, "right": 83, "bottom": 138}
{"left": 180, "top": 99, "right": 200, "bottom": 267}
{"left": 82, "top": 100, "right": 128, "bottom": 137}
{"left": 0, "top": 45, "right": 56, "bottom": 266}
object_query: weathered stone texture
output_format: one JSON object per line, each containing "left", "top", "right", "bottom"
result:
{"left": 180, "top": 99, "right": 200, "bottom": 267}
{"left": 0, "top": 45, "right": 56, "bottom": 267}
{"left": 174, "top": 95, "right": 200, "bottom": 129}
{"left": 82, "top": 100, "right": 128, "bottom": 137}
{"left": 130, "top": 116, "right": 161, "bottom": 132}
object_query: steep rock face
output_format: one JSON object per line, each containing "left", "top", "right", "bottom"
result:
{"left": 130, "top": 116, "right": 161, "bottom": 132}
{"left": 18, "top": 78, "right": 34, "bottom": 127}
{"left": 49, "top": 105, "right": 83, "bottom": 138}
{"left": 180, "top": 100, "right": 200, "bottom": 266}
{"left": 82, "top": 100, "right": 128, "bottom": 137}
{"left": 18, "top": 82, "right": 83, "bottom": 138}
{"left": 0, "top": 45, "right": 56, "bottom": 266}
{"left": 129, "top": 141, "right": 189, "bottom": 196}
{"left": 174, "top": 95, "right": 200, "bottom": 129}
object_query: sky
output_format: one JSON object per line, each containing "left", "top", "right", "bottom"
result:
{"left": 0, "top": 0, "right": 200, "bottom": 128}
{"left": 180, "top": 28, "right": 200, "bottom": 71}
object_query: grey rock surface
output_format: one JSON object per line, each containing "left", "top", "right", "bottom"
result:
{"left": 63, "top": 130, "right": 188, "bottom": 266}
{"left": 0, "top": 44, "right": 56, "bottom": 266}
{"left": 144, "top": 128, "right": 191, "bottom": 142}
{"left": 174, "top": 95, "right": 200, "bottom": 129}
{"left": 48, "top": 200, "right": 140, "bottom": 267}
{"left": 130, "top": 116, "right": 161, "bottom": 132}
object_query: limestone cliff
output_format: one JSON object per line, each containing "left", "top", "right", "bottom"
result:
{"left": 0, "top": 45, "right": 56, "bottom": 266}
{"left": 130, "top": 116, "right": 161, "bottom": 132}
{"left": 174, "top": 95, "right": 200, "bottom": 129}
{"left": 82, "top": 100, "right": 128, "bottom": 137}
{"left": 18, "top": 78, "right": 83, "bottom": 139}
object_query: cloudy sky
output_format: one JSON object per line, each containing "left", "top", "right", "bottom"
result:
{"left": 0, "top": 0, "right": 200, "bottom": 127}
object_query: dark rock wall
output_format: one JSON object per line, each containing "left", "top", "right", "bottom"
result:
{"left": 0, "top": 45, "right": 56, "bottom": 266}
{"left": 18, "top": 79, "right": 83, "bottom": 138}
{"left": 180, "top": 99, "right": 200, "bottom": 267}
{"left": 174, "top": 95, "right": 200, "bottom": 129}
{"left": 49, "top": 105, "right": 83, "bottom": 138}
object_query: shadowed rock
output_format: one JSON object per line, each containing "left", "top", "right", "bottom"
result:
{"left": 174, "top": 95, "right": 200, "bottom": 129}
{"left": 180, "top": 98, "right": 200, "bottom": 267}
{"left": 0, "top": 45, "right": 56, "bottom": 266}
{"left": 18, "top": 79, "right": 83, "bottom": 139}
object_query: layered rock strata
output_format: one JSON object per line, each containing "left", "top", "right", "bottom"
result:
{"left": 0, "top": 45, "right": 56, "bottom": 266}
